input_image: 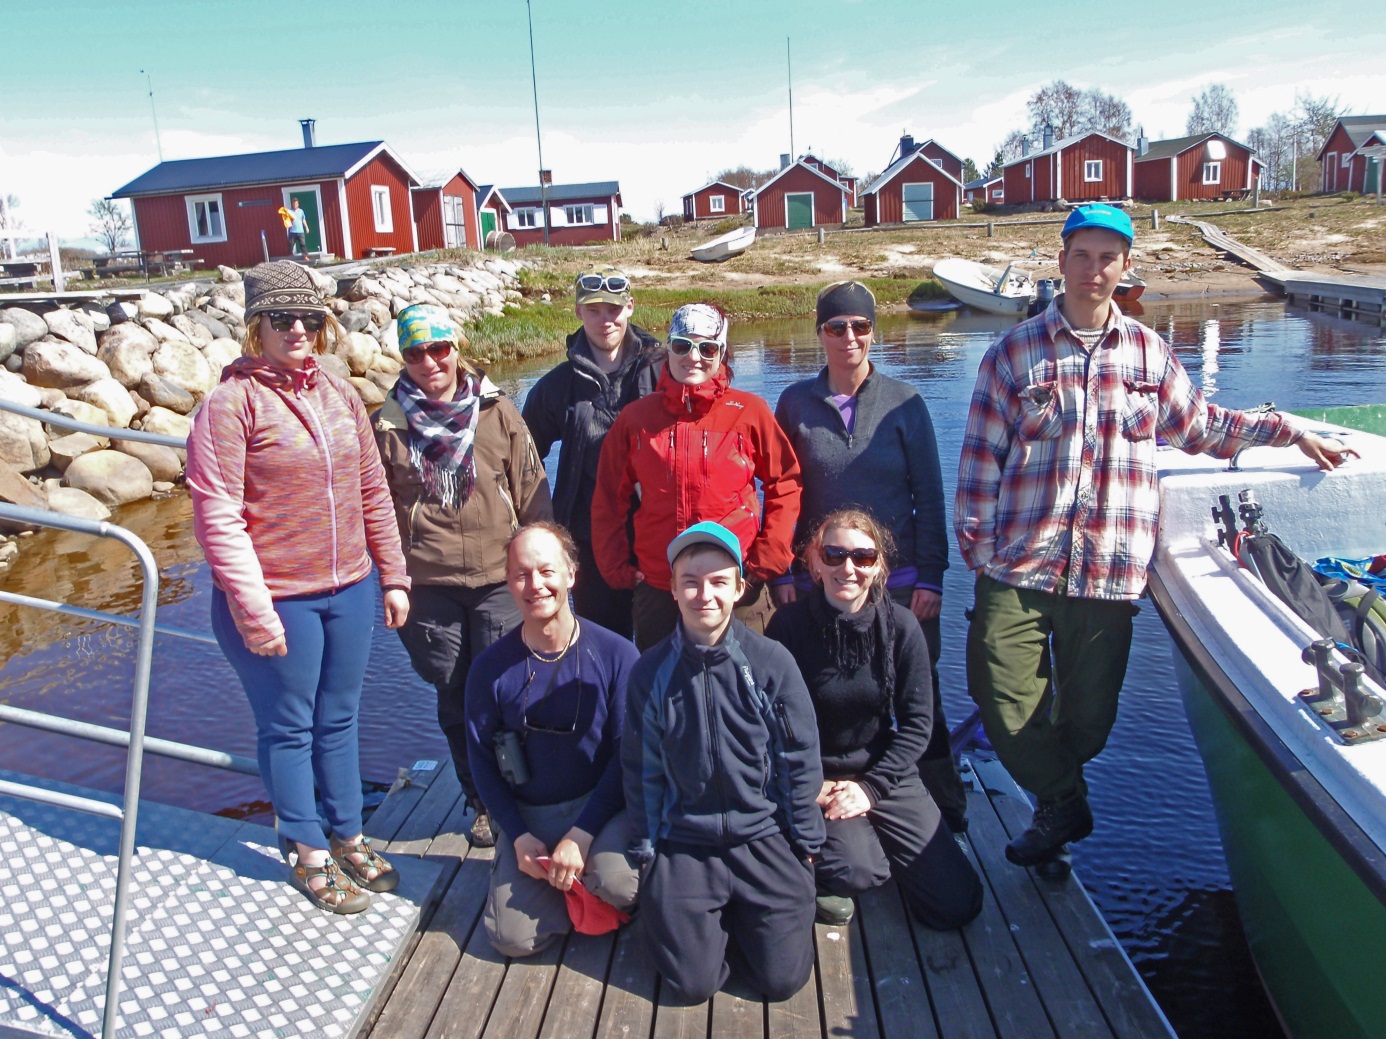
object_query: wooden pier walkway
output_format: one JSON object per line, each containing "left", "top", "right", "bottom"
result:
{"left": 358, "top": 755, "right": 1177, "bottom": 1039}
{"left": 1166, "top": 214, "right": 1289, "bottom": 274}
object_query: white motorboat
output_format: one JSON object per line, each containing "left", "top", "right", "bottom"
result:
{"left": 931, "top": 258, "right": 1035, "bottom": 316}
{"left": 1147, "top": 407, "right": 1386, "bottom": 1039}
{"left": 689, "top": 226, "right": 755, "bottom": 263}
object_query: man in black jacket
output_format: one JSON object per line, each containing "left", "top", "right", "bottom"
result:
{"left": 522, "top": 265, "right": 662, "bottom": 639}
{"left": 623, "top": 522, "right": 825, "bottom": 1004}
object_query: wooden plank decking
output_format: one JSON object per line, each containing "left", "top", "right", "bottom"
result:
{"left": 358, "top": 756, "right": 1176, "bottom": 1039}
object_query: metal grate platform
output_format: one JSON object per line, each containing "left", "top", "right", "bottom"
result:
{"left": 0, "top": 770, "right": 442, "bottom": 1039}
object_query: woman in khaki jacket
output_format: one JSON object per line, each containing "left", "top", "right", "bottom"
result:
{"left": 375, "top": 304, "right": 551, "bottom": 846}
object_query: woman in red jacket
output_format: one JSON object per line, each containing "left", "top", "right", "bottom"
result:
{"left": 591, "top": 303, "right": 802, "bottom": 650}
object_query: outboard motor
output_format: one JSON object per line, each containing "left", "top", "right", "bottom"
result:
{"left": 1029, "top": 278, "right": 1059, "bottom": 316}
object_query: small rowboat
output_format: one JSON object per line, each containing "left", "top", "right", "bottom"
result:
{"left": 931, "top": 258, "right": 1035, "bottom": 316}
{"left": 690, "top": 226, "right": 755, "bottom": 263}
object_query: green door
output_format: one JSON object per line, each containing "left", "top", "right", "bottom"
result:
{"left": 282, "top": 189, "right": 323, "bottom": 254}
{"left": 1366, "top": 158, "right": 1381, "bottom": 196}
{"left": 786, "top": 192, "right": 814, "bottom": 230}
{"left": 480, "top": 209, "right": 497, "bottom": 246}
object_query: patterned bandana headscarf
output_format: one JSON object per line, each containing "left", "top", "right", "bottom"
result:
{"left": 667, "top": 303, "right": 728, "bottom": 347}
{"left": 392, "top": 304, "right": 479, "bottom": 509}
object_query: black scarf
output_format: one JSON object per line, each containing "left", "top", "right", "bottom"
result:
{"left": 806, "top": 584, "right": 897, "bottom": 712}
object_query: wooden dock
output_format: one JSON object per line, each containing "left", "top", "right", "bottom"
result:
{"left": 358, "top": 755, "right": 1177, "bottom": 1039}
{"left": 1266, "top": 270, "right": 1386, "bottom": 325}
{"left": 1165, "top": 214, "right": 1289, "bottom": 274}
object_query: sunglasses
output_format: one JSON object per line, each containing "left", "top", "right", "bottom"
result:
{"left": 819, "top": 545, "right": 881, "bottom": 567}
{"left": 265, "top": 310, "right": 327, "bottom": 332}
{"left": 669, "top": 336, "right": 723, "bottom": 359}
{"left": 576, "top": 272, "right": 630, "bottom": 294}
{"left": 821, "top": 319, "right": 873, "bottom": 338}
{"left": 402, "top": 341, "right": 454, "bottom": 365}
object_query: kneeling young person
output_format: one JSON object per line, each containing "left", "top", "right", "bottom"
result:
{"left": 623, "top": 522, "right": 826, "bottom": 1004}
{"left": 766, "top": 509, "right": 983, "bottom": 931}
{"left": 465, "top": 522, "right": 640, "bottom": 957}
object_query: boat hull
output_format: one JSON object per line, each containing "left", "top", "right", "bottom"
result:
{"left": 932, "top": 258, "right": 1033, "bottom": 316}
{"left": 690, "top": 227, "right": 754, "bottom": 262}
{"left": 1165, "top": 642, "right": 1386, "bottom": 1039}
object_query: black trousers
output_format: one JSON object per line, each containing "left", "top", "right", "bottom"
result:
{"left": 641, "top": 834, "right": 816, "bottom": 1005}
{"left": 817, "top": 774, "right": 983, "bottom": 930}
{"left": 395, "top": 582, "right": 519, "bottom": 804}
{"left": 573, "top": 538, "right": 633, "bottom": 640}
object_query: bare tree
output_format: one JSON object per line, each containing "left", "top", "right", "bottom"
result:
{"left": 1081, "top": 90, "right": 1134, "bottom": 139}
{"left": 1, "top": 193, "right": 22, "bottom": 259}
{"left": 996, "top": 129, "right": 1030, "bottom": 163}
{"left": 820, "top": 157, "right": 855, "bottom": 178}
{"left": 715, "top": 165, "right": 777, "bottom": 191}
{"left": 1027, "top": 81, "right": 1085, "bottom": 139}
{"left": 1294, "top": 91, "right": 1344, "bottom": 154}
{"left": 1187, "top": 84, "right": 1239, "bottom": 137}
{"left": 88, "top": 198, "right": 132, "bottom": 253}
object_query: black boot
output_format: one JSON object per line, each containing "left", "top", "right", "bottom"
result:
{"left": 1004, "top": 792, "right": 1093, "bottom": 867}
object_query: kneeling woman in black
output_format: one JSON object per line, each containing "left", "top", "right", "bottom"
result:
{"left": 766, "top": 507, "right": 983, "bottom": 929}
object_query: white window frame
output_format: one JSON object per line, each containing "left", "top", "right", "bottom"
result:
{"left": 513, "top": 208, "right": 540, "bottom": 228}
{"left": 1202, "top": 162, "right": 1222, "bottom": 185}
{"left": 370, "top": 185, "right": 393, "bottom": 233}
{"left": 1342, "top": 152, "right": 1353, "bottom": 168}
{"left": 991, "top": 188, "right": 1003, "bottom": 199}
{"left": 186, "top": 193, "right": 227, "bottom": 243}
{"left": 1025, "top": 163, "right": 1032, "bottom": 179}
{"left": 709, "top": 194, "right": 725, "bottom": 213}
{"left": 1084, "top": 160, "right": 1103, "bottom": 182}
{"left": 564, "top": 204, "right": 595, "bottom": 225}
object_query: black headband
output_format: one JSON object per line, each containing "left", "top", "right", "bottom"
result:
{"left": 816, "top": 281, "right": 876, "bottom": 328}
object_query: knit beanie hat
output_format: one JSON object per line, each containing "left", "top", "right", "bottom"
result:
{"left": 815, "top": 280, "right": 876, "bottom": 329}
{"left": 243, "top": 261, "right": 326, "bottom": 319}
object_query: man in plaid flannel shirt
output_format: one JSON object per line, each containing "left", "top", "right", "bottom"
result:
{"left": 954, "top": 204, "right": 1355, "bottom": 868}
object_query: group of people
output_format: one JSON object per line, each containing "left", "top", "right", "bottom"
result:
{"left": 184, "top": 203, "right": 1354, "bottom": 1002}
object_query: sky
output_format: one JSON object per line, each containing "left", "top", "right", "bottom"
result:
{"left": 4, "top": 0, "right": 1385, "bottom": 241}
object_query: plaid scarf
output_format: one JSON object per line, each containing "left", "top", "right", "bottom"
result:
{"left": 392, "top": 370, "right": 480, "bottom": 509}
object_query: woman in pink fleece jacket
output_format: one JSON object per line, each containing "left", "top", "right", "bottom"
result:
{"left": 186, "top": 261, "right": 411, "bottom": 914}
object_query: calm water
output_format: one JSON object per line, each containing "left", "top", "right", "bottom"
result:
{"left": 2, "top": 297, "right": 1383, "bottom": 1038}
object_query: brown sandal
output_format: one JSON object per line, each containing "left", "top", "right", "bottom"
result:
{"left": 331, "top": 835, "right": 400, "bottom": 893}
{"left": 288, "top": 855, "right": 371, "bottom": 914}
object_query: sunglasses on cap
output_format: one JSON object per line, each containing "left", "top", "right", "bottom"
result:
{"left": 668, "top": 336, "right": 723, "bottom": 360}
{"left": 402, "top": 342, "right": 454, "bottom": 365}
{"left": 819, "top": 545, "right": 881, "bottom": 567}
{"left": 265, "top": 310, "right": 327, "bottom": 332}
{"left": 576, "top": 272, "right": 630, "bottom": 294}
{"left": 821, "top": 319, "right": 873, "bottom": 338}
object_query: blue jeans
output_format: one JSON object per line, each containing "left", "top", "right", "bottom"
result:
{"left": 211, "top": 578, "right": 375, "bottom": 850}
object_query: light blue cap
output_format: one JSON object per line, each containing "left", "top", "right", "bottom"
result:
{"left": 666, "top": 521, "right": 743, "bottom": 575}
{"left": 1062, "top": 204, "right": 1134, "bottom": 245}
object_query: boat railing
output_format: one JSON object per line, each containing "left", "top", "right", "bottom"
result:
{"left": 0, "top": 400, "right": 254, "bottom": 1038}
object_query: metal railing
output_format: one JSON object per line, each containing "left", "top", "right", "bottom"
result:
{"left": 0, "top": 397, "right": 257, "bottom": 1036}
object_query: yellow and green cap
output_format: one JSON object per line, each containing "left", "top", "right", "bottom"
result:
{"left": 396, "top": 303, "right": 459, "bottom": 353}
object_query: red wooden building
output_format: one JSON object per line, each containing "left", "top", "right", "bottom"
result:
{"left": 840, "top": 176, "right": 859, "bottom": 208}
{"left": 412, "top": 168, "right": 480, "bottom": 251}
{"left": 861, "top": 148, "right": 964, "bottom": 225}
{"left": 500, "top": 181, "right": 622, "bottom": 246}
{"left": 1132, "top": 133, "right": 1262, "bottom": 202}
{"left": 681, "top": 180, "right": 745, "bottom": 221}
{"left": 965, "top": 176, "right": 1003, "bottom": 206}
{"left": 1002, "top": 131, "right": 1133, "bottom": 205}
{"left": 751, "top": 160, "right": 848, "bottom": 231}
{"left": 110, "top": 139, "right": 421, "bottom": 267}
{"left": 1318, "top": 116, "right": 1386, "bottom": 194}
{"left": 474, "top": 185, "right": 512, "bottom": 247}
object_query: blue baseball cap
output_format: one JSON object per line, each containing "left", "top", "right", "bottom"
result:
{"left": 1062, "top": 204, "right": 1134, "bottom": 246}
{"left": 666, "top": 521, "right": 743, "bottom": 575}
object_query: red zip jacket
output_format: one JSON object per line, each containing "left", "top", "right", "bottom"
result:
{"left": 591, "top": 366, "right": 802, "bottom": 591}
{"left": 186, "top": 355, "right": 409, "bottom": 648}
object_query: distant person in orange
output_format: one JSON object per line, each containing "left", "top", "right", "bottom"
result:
{"left": 287, "top": 197, "right": 310, "bottom": 260}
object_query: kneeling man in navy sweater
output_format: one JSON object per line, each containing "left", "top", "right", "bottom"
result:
{"left": 623, "top": 521, "right": 826, "bottom": 1003}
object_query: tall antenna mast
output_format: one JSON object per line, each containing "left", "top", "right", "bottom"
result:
{"left": 786, "top": 37, "right": 795, "bottom": 160}
{"left": 140, "top": 69, "right": 164, "bottom": 162}
{"left": 526, "top": 0, "right": 549, "bottom": 247}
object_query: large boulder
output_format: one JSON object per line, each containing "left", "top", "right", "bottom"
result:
{"left": 45, "top": 397, "right": 110, "bottom": 430}
{"left": 141, "top": 317, "right": 191, "bottom": 345}
{"left": 22, "top": 339, "right": 112, "bottom": 390}
{"left": 137, "top": 372, "right": 196, "bottom": 414}
{"left": 48, "top": 432, "right": 106, "bottom": 473}
{"left": 170, "top": 314, "right": 213, "bottom": 348}
{"left": 364, "top": 368, "right": 399, "bottom": 395}
{"left": 43, "top": 310, "right": 98, "bottom": 355}
{"left": 70, "top": 378, "right": 138, "bottom": 429}
{"left": 317, "top": 352, "right": 351, "bottom": 382}
{"left": 337, "top": 331, "right": 378, "bottom": 376}
{"left": 0, "top": 323, "right": 15, "bottom": 364}
{"left": 140, "top": 406, "right": 192, "bottom": 441}
{"left": 97, "top": 322, "right": 158, "bottom": 388}
{"left": 0, "top": 369, "right": 43, "bottom": 409}
{"left": 184, "top": 308, "right": 231, "bottom": 341}
{"left": 136, "top": 293, "right": 174, "bottom": 321}
{"left": 306, "top": 266, "right": 336, "bottom": 297}
{"left": 0, "top": 459, "right": 44, "bottom": 509}
{"left": 114, "top": 440, "right": 182, "bottom": 482}
{"left": 339, "top": 307, "right": 372, "bottom": 334}
{"left": 151, "top": 340, "right": 214, "bottom": 400}
{"left": 348, "top": 377, "right": 385, "bottom": 406}
{"left": 63, "top": 449, "right": 153, "bottom": 507}
{"left": 0, "top": 307, "right": 49, "bottom": 350}
{"left": 217, "top": 264, "right": 241, "bottom": 283}
{"left": 45, "top": 485, "right": 111, "bottom": 521}
{"left": 202, "top": 338, "right": 242, "bottom": 378}
{"left": 0, "top": 409, "right": 49, "bottom": 472}
{"left": 77, "top": 303, "right": 112, "bottom": 333}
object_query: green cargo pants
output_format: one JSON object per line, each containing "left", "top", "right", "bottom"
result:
{"left": 965, "top": 573, "right": 1135, "bottom": 802}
